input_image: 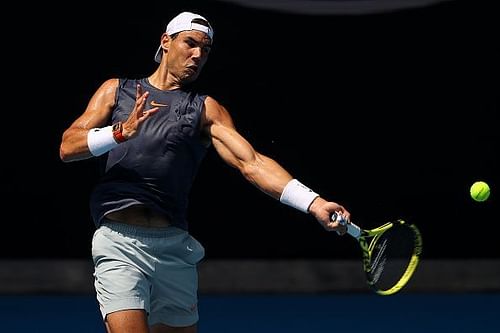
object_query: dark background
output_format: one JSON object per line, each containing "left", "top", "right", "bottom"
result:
{"left": 3, "top": 0, "right": 497, "bottom": 260}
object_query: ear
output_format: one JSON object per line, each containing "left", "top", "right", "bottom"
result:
{"left": 160, "top": 33, "right": 172, "bottom": 52}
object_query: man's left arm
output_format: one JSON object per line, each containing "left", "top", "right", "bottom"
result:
{"left": 202, "top": 96, "right": 349, "bottom": 232}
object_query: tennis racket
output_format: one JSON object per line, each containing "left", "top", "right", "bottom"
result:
{"left": 332, "top": 212, "right": 422, "bottom": 295}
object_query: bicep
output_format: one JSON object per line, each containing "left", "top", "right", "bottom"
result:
{"left": 211, "top": 123, "right": 258, "bottom": 170}
{"left": 59, "top": 79, "right": 119, "bottom": 161}
{"left": 202, "top": 97, "right": 293, "bottom": 198}
{"left": 203, "top": 97, "right": 258, "bottom": 170}
{"left": 67, "top": 78, "right": 118, "bottom": 131}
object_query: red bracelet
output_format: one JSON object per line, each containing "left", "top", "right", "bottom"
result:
{"left": 112, "top": 122, "right": 127, "bottom": 143}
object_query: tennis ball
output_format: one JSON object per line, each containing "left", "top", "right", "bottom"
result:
{"left": 470, "top": 181, "right": 490, "bottom": 202}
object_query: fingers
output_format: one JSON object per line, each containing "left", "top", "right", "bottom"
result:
{"left": 121, "top": 89, "right": 159, "bottom": 139}
{"left": 313, "top": 202, "right": 351, "bottom": 235}
{"left": 335, "top": 206, "right": 351, "bottom": 223}
{"left": 141, "top": 107, "right": 160, "bottom": 118}
{"left": 135, "top": 84, "right": 143, "bottom": 100}
{"left": 136, "top": 91, "right": 149, "bottom": 110}
{"left": 330, "top": 209, "right": 349, "bottom": 235}
{"left": 332, "top": 216, "right": 348, "bottom": 235}
{"left": 133, "top": 88, "right": 161, "bottom": 118}
{"left": 133, "top": 91, "right": 152, "bottom": 119}
{"left": 322, "top": 214, "right": 347, "bottom": 234}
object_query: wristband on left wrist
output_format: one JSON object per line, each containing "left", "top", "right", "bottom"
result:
{"left": 279, "top": 179, "right": 319, "bottom": 213}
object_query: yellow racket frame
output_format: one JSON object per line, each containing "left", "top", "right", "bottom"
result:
{"left": 358, "top": 220, "right": 422, "bottom": 295}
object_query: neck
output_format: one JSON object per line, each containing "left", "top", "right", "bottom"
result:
{"left": 148, "top": 66, "right": 181, "bottom": 91}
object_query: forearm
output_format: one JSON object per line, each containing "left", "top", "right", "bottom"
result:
{"left": 240, "top": 153, "right": 294, "bottom": 200}
{"left": 245, "top": 156, "right": 349, "bottom": 235}
{"left": 60, "top": 123, "right": 125, "bottom": 162}
{"left": 59, "top": 127, "right": 96, "bottom": 162}
{"left": 208, "top": 109, "right": 327, "bottom": 216}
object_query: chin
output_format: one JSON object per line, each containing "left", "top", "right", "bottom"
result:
{"left": 182, "top": 73, "right": 199, "bottom": 84}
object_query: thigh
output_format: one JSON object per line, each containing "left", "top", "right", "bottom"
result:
{"left": 92, "top": 225, "right": 153, "bottom": 318}
{"left": 106, "top": 309, "right": 149, "bottom": 333}
{"left": 148, "top": 233, "right": 205, "bottom": 327}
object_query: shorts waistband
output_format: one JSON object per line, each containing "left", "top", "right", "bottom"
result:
{"left": 100, "top": 219, "right": 185, "bottom": 238}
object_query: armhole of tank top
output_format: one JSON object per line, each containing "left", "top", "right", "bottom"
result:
{"left": 114, "top": 78, "right": 125, "bottom": 107}
{"left": 199, "top": 95, "right": 212, "bottom": 148}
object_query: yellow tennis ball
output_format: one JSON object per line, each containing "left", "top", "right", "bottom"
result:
{"left": 470, "top": 181, "right": 490, "bottom": 202}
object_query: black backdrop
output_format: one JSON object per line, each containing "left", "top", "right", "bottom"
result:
{"left": 3, "top": 0, "right": 497, "bottom": 259}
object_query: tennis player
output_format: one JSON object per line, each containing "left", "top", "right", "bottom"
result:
{"left": 59, "top": 11, "right": 350, "bottom": 333}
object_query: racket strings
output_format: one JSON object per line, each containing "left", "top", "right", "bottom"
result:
{"left": 367, "top": 224, "right": 419, "bottom": 293}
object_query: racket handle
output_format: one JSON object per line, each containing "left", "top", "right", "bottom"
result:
{"left": 346, "top": 222, "right": 362, "bottom": 239}
{"left": 332, "top": 212, "right": 362, "bottom": 239}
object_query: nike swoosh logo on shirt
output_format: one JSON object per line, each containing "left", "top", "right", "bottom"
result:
{"left": 150, "top": 100, "right": 168, "bottom": 107}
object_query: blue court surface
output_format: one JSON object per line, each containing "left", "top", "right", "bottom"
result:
{"left": 1, "top": 293, "right": 498, "bottom": 332}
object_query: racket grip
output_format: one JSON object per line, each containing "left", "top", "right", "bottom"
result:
{"left": 346, "top": 223, "right": 362, "bottom": 239}
{"left": 332, "top": 212, "right": 362, "bottom": 239}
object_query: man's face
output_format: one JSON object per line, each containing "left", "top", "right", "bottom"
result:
{"left": 167, "top": 30, "right": 212, "bottom": 84}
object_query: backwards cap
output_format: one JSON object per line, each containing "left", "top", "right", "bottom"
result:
{"left": 154, "top": 11, "right": 214, "bottom": 63}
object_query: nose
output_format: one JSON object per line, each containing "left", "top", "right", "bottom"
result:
{"left": 192, "top": 47, "right": 202, "bottom": 59}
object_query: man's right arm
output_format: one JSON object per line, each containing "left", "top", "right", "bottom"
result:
{"left": 59, "top": 80, "right": 159, "bottom": 163}
{"left": 59, "top": 78, "right": 119, "bottom": 162}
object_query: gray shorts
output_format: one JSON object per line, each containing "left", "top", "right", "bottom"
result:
{"left": 91, "top": 221, "right": 205, "bottom": 327}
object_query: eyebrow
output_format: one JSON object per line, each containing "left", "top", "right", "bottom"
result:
{"left": 186, "top": 36, "right": 212, "bottom": 48}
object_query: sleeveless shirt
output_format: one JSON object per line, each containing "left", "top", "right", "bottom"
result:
{"left": 89, "top": 78, "right": 209, "bottom": 230}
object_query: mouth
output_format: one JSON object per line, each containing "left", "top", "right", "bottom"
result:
{"left": 186, "top": 65, "right": 198, "bottom": 73}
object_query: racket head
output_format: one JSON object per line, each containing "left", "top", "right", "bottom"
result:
{"left": 359, "top": 220, "right": 422, "bottom": 295}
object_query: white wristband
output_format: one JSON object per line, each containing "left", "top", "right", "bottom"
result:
{"left": 87, "top": 126, "right": 119, "bottom": 156}
{"left": 279, "top": 179, "right": 319, "bottom": 213}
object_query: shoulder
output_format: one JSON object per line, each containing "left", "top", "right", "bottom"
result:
{"left": 202, "top": 95, "right": 234, "bottom": 126}
{"left": 99, "top": 77, "right": 144, "bottom": 92}
{"left": 100, "top": 78, "right": 120, "bottom": 88}
{"left": 96, "top": 78, "right": 120, "bottom": 96}
{"left": 89, "top": 78, "right": 121, "bottom": 109}
{"left": 204, "top": 96, "right": 227, "bottom": 113}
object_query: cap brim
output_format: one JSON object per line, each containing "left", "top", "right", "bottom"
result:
{"left": 154, "top": 45, "right": 163, "bottom": 63}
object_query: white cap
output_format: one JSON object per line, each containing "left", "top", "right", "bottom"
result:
{"left": 154, "top": 11, "right": 214, "bottom": 63}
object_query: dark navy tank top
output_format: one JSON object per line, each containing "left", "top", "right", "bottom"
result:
{"left": 89, "top": 78, "right": 209, "bottom": 230}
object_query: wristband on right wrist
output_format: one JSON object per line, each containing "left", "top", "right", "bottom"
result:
{"left": 279, "top": 179, "right": 319, "bottom": 213}
{"left": 87, "top": 125, "right": 119, "bottom": 157}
